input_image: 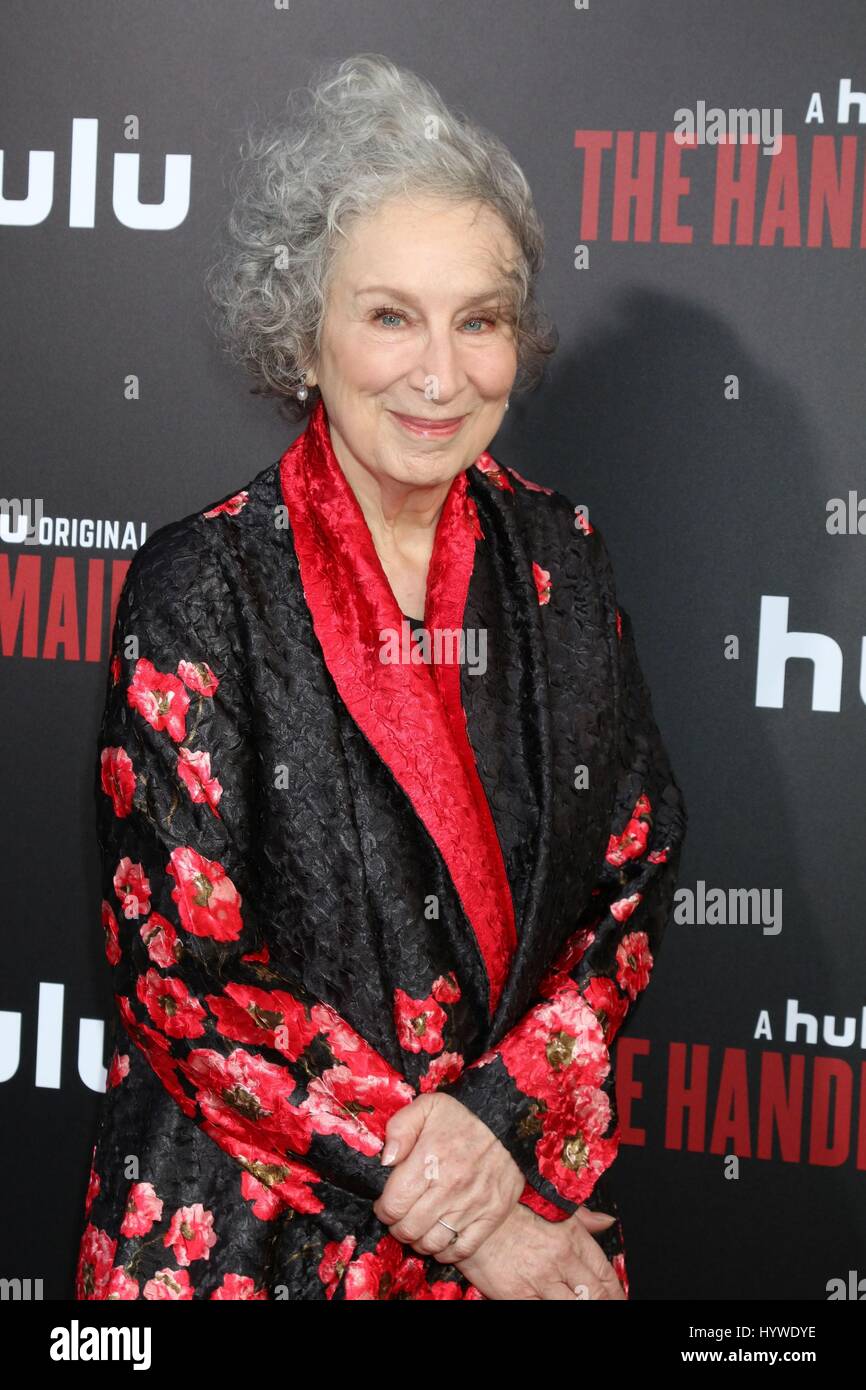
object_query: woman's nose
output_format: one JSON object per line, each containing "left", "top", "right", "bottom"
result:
{"left": 414, "top": 336, "right": 466, "bottom": 402}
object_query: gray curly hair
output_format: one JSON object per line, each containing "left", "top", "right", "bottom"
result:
{"left": 204, "top": 53, "right": 558, "bottom": 421}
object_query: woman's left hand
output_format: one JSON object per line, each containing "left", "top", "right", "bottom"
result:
{"left": 371, "top": 1092, "right": 525, "bottom": 1262}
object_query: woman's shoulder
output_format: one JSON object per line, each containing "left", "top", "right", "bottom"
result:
{"left": 470, "top": 448, "right": 616, "bottom": 582}
{"left": 117, "top": 456, "right": 282, "bottom": 628}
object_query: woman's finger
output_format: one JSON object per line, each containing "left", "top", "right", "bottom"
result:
{"left": 393, "top": 1193, "right": 494, "bottom": 1262}
{"left": 378, "top": 1095, "right": 430, "bottom": 1167}
{"left": 372, "top": 1147, "right": 434, "bottom": 1228}
{"left": 574, "top": 1206, "right": 617, "bottom": 1234}
{"left": 564, "top": 1231, "right": 628, "bottom": 1301}
{"left": 421, "top": 1214, "right": 490, "bottom": 1262}
{"left": 381, "top": 1155, "right": 510, "bottom": 1255}
{"left": 571, "top": 1257, "right": 627, "bottom": 1301}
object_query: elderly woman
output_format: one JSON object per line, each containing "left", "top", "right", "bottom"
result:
{"left": 75, "top": 53, "right": 686, "bottom": 1301}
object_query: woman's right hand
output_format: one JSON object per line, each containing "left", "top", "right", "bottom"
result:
{"left": 453, "top": 1201, "right": 627, "bottom": 1300}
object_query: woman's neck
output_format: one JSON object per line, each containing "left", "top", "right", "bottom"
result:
{"left": 327, "top": 425, "right": 455, "bottom": 622}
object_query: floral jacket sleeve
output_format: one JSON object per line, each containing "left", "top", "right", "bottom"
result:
{"left": 97, "top": 557, "right": 410, "bottom": 1214}
{"left": 437, "top": 598, "right": 688, "bottom": 1220}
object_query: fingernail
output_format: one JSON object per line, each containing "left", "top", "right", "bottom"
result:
{"left": 381, "top": 1143, "right": 398, "bottom": 1165}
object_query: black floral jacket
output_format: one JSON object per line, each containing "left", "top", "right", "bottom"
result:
{"left": 75, "top": 398, "right": 687, "bottom": 1300}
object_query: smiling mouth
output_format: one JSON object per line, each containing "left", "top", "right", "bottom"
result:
{"left": 389, "top": 410, "right": 467, "bottom": 437}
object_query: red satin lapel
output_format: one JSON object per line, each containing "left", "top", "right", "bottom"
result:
{"left": 278, "top": 399, "right": 517, "bottom": 1015}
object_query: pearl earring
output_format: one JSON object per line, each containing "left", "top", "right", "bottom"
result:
{"left": 504, "top": 398, "right": 510, "bottom": 411}
{"left": 296, "top": 372, "right": 309, "bottom": 403}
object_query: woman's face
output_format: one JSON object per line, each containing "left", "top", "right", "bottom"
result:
{"left": 305, "top": 194, "right": 520, "bottom": 494}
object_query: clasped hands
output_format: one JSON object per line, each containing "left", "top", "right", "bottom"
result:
{"left": 371, "top": 1092, "right": 626, "bottom": 1301}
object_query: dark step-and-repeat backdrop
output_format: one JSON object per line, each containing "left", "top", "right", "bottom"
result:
{"left": 2, "top": 0, "right": 864, "bottom": 1315}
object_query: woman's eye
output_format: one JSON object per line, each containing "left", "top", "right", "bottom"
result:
{"left": 372, "top": 307, "right": 406, "bottom": 328}
{"left": 370, "top": 308, "right": 496, "bottom": 331}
